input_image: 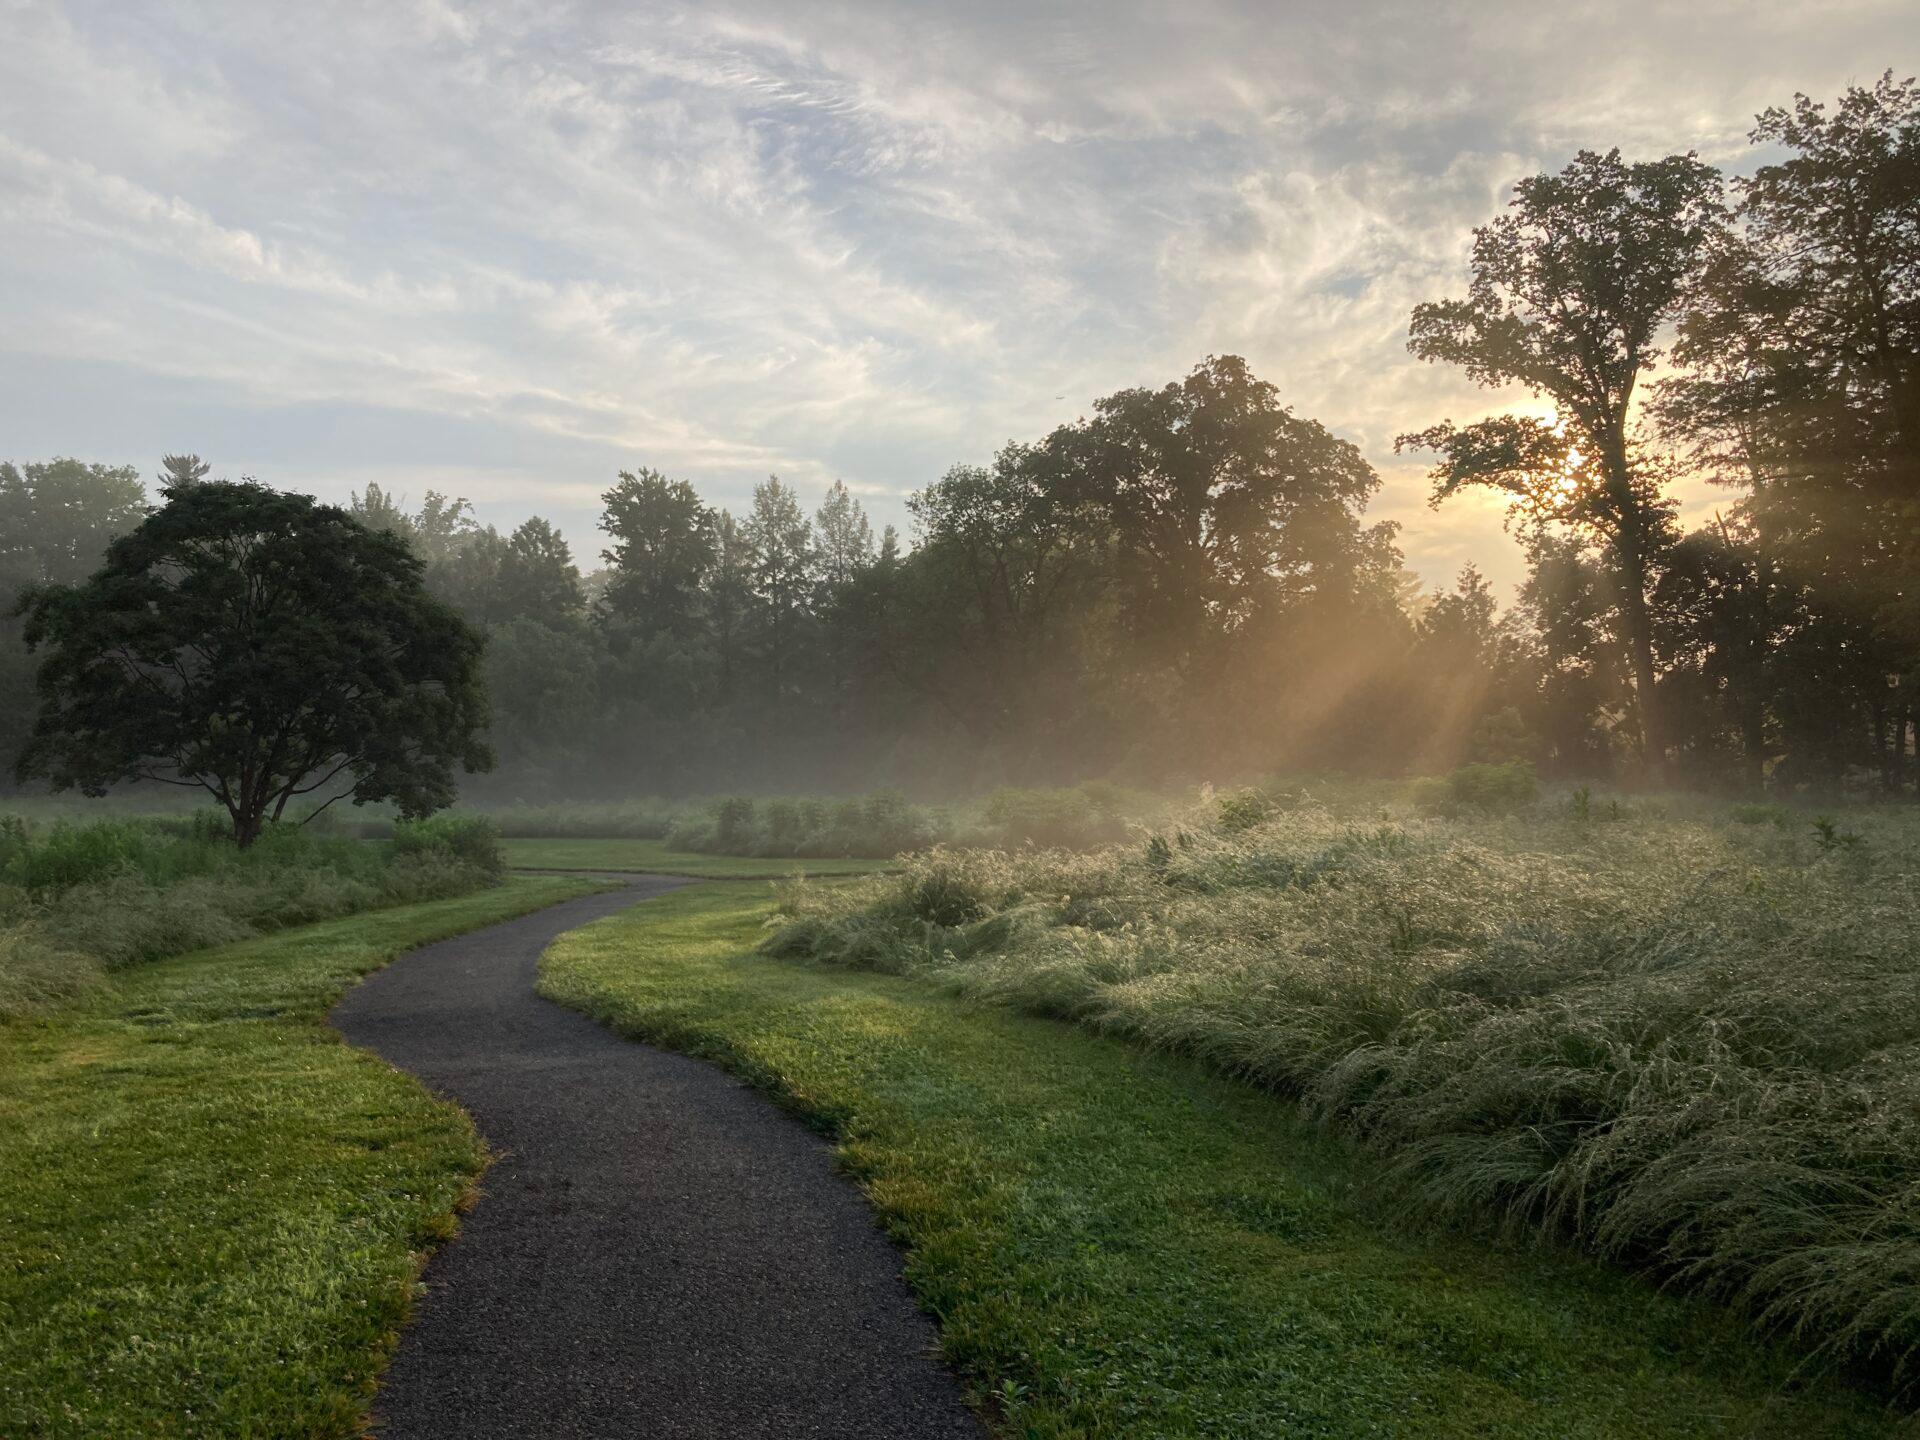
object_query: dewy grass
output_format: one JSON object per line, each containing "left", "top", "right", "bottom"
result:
{"left": 542, "top": 883, "right": 1899, "bottom": 1437}
{"left": 764, "top": 793, "right": 1920, "bottom": 1383}
{"left": 0, "top": 874, "right": 601, "bottom": 1439}
{"left": 0, "top": 812, "right": 506, "bottom": 1016}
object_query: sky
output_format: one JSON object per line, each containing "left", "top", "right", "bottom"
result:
{"left": 1, "top": 2, "right": 1914, "bottom": 597}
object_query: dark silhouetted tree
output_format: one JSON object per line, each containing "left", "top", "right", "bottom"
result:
{"left": 1403, "top": 148, "right": 1723, "bottom": 770}
{"left": 16, "top": 481, "right": 491, "bottom": 844}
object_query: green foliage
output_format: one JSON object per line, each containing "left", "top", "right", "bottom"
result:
{"left": 0, "top": 811, "right": 503, "bottom": 1010}
{"left": 499, "top": 837, "right": 892, "bottom": 879}
{"left": 765, "top": 794, "right": 1920, "bottom": 1376}
{"left": 904, "top": 856, "right": 992, "bottom": 928}
{"left": 15, "top": 481, "right": 491, "bottom": 845}
{"left": 973, "top": 783, "right": 1149, "bottom": 849}
{"left": 391, "top": 814, "right": 505, "bottom": 878}
{"left": 1729, "top": 802, "right": 1790, "bottom": 827}
{"left": 1410, "top": 761, "right": 1539, "bottom": 816}
{"left": 1811, "top": 814, "right": 1865, "bottom": 855}
{"left": 467, "top": 798, "right": 689, "bottom": 839}
{"left": 666, "top": 789, "right": 940, "bottom": 859}
{"left": 1215, "top": 786, "right": 1278, "bottom": 833}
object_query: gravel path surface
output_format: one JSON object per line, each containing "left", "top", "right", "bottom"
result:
{"left": 331, "top": 877, "right": 981, "bottom": 1439}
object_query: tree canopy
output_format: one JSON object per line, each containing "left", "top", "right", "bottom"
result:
{"left": 16, "top": 481, "right": 491, "bottom": 843}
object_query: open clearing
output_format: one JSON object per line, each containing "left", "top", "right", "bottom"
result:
{"left": 542, "top": 882, "right": 1899, "bottom": 1438}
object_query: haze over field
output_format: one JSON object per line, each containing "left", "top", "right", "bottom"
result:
{"left": 2, "top": 1, "right": 1913, "bottom": 593}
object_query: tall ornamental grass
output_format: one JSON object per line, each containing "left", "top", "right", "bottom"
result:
{"left": 764, "top": 788, "right": 1920, "bottom": 1375}
{"left": 0, "top": 812, "right": 504, "bottom": 1018}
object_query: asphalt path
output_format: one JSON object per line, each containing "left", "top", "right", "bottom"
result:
{"left": 330, "top": 876, "right": 981, "bottom": 1438}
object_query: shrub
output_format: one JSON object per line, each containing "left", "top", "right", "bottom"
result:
{"left": 973, "top": 783, "right": 1147, "bottom": 849}
{"left": 391, "top": 814, "right": 504, "bottom": 877}
{"left": 669, "top": 790, "right": 942, "bottom": 859}
{"left": 467, "top": 798, "right": 687, "bottom": 839}
{"left": 904, "top": 857, "right": 991, "bottom": 927}
{"left": 715, "top": 797, "right": 757, "bottom": 851}
{"left": 1410, "top": 761, "right": 1539, "bottom": 817}
{"left": 1216, "top": 787, "right": 1277, "bottom": 833}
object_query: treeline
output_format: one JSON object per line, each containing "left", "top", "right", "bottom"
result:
{"left": 3, "top": 73, "right": 1914, "bottom": 799}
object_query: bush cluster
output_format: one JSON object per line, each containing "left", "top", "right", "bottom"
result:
{"left": 1408, "top": 760, "right": 1539, "bottom": 816}
{"left": 965, "top": 782, "right": 1159, "bottom": 850}
{"left": 457, "top": 798, "right": 689, "bottom": 839}
{"left": 666, "top": 790, "right": 938, "bottom": 858}
{"left": 763, "top": 789, "right": 1920, "bottom": 1374}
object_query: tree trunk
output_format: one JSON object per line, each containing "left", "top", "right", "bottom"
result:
{"left": 232, "top": 807, "right": 264, "bottom": 848}
{"left": 1601, "top": 421, "right": 1666, "bottom": 781}
{"left": 1610, "top": 536, "right": 1665, "bottom": 780}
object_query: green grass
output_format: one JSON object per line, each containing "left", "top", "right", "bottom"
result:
{"left": 502, "top": 835, "right": 894, "bottom": 878}
{"left": 0, "top": 874, "right": 602, "bottom": 1438}
{"left": 541, "top": 883, "right": 1900, "bottom": 1438}
{"left": 767, "top": 796, "right": 1920, "bottom": 1372}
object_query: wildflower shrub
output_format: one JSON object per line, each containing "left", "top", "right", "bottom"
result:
{"left": 764, "top": 791, "right": 1920, "bottom": 1371}
{"left": 0, "top": 811, "right": 503, "bottom": 1017}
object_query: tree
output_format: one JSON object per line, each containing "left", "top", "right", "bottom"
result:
{"left": 1066, "top": 354, "right": 1384, "bottom": 664}
{"left": 158, "top": 453, "right": 211, "bottom": 488}
{"left": 1661, "top": 74, "right": 1920, "bottom": 644}
{"left": 497, "top": 517, "right": 585, "bottom": 628}
{"left": 741, "top": 475, "right": 818, "bottom": 723}
{"left": 16, "top": 481, "right": 491, "bottom": 844}
{"left": 704, "top": 509, "right": 754, "bottom": 709}
{"left": 598, "top": 468, "right": 715, "bottom": 638}
{"left": 0, "top": 459, "right": 148, "bottom": 780}
{"left": 0, "top": 459, "right": 148, "bottom": 596}
{"left": 815, "top": 480, "right": 876, "bottom": 590}
{"left": 1514, "top": 532, "right": 1621, "bottom": 774}
{"left": 902, "top": 452, "right": 1103, "bottom": 765}
{"left": 1403, "top": 148, "right": 1723, "bottom": 769}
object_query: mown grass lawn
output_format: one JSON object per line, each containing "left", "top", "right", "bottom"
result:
{"left": 501, "top": 835, "right": 894, "bottom": 877}
{"left": 0, "top": 875, "right": 600, "bottom": 1439}
{"left": 542, "top": 883, "right": 1901, "bottom": 1439}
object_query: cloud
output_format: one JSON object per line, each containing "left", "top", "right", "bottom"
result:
{"left": 0, "top": 0, "right": 1912, "bottom": 590}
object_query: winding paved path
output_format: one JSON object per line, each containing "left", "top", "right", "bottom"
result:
{"left": 331, "top": 877, "right": 981, "bottom": 1439}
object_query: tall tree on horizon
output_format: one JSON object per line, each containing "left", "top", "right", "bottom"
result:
{"left": 598, "top": 468, "right": 716, "bottom": 641}
{"left": 1402, "top": 147, "right": 1724, "bottom": 771}
{"left": 1660, "top": 73, "right": 1920, "bottom": 648}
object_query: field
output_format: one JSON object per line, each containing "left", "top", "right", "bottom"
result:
{"left": 542, "top": 882, "right": 1896, "bottom": 1436}
{"left": 0, "top": 875, "right": 602, "bottom": 1437}
{"left": 7, "top": 777, "right": 1918, "bottom": 1434}
{"left": 501, "top": 836, "right": 895, "bottom": 877}
{"left": 765, "top": 780, "right": 1920, "bottom": 1377}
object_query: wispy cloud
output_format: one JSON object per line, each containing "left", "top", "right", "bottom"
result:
{"left": 0, "top": 0, "right": 1911, "bottom": 587}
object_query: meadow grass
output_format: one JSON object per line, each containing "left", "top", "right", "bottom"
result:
{"left": 763, "top": 789, "right": 1920, "bottom": 1380}
{"left": 542, "top": 882, "right": 1900, "bottom": 1437}
{"left": 501, "top": 835, "right": 895, "bottom": 877}
{"left": 0, "top": 813, "right": 505, "bottom": 1019}
{"left": 0, "top": 874, "right": 601, "bottom": 1439}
